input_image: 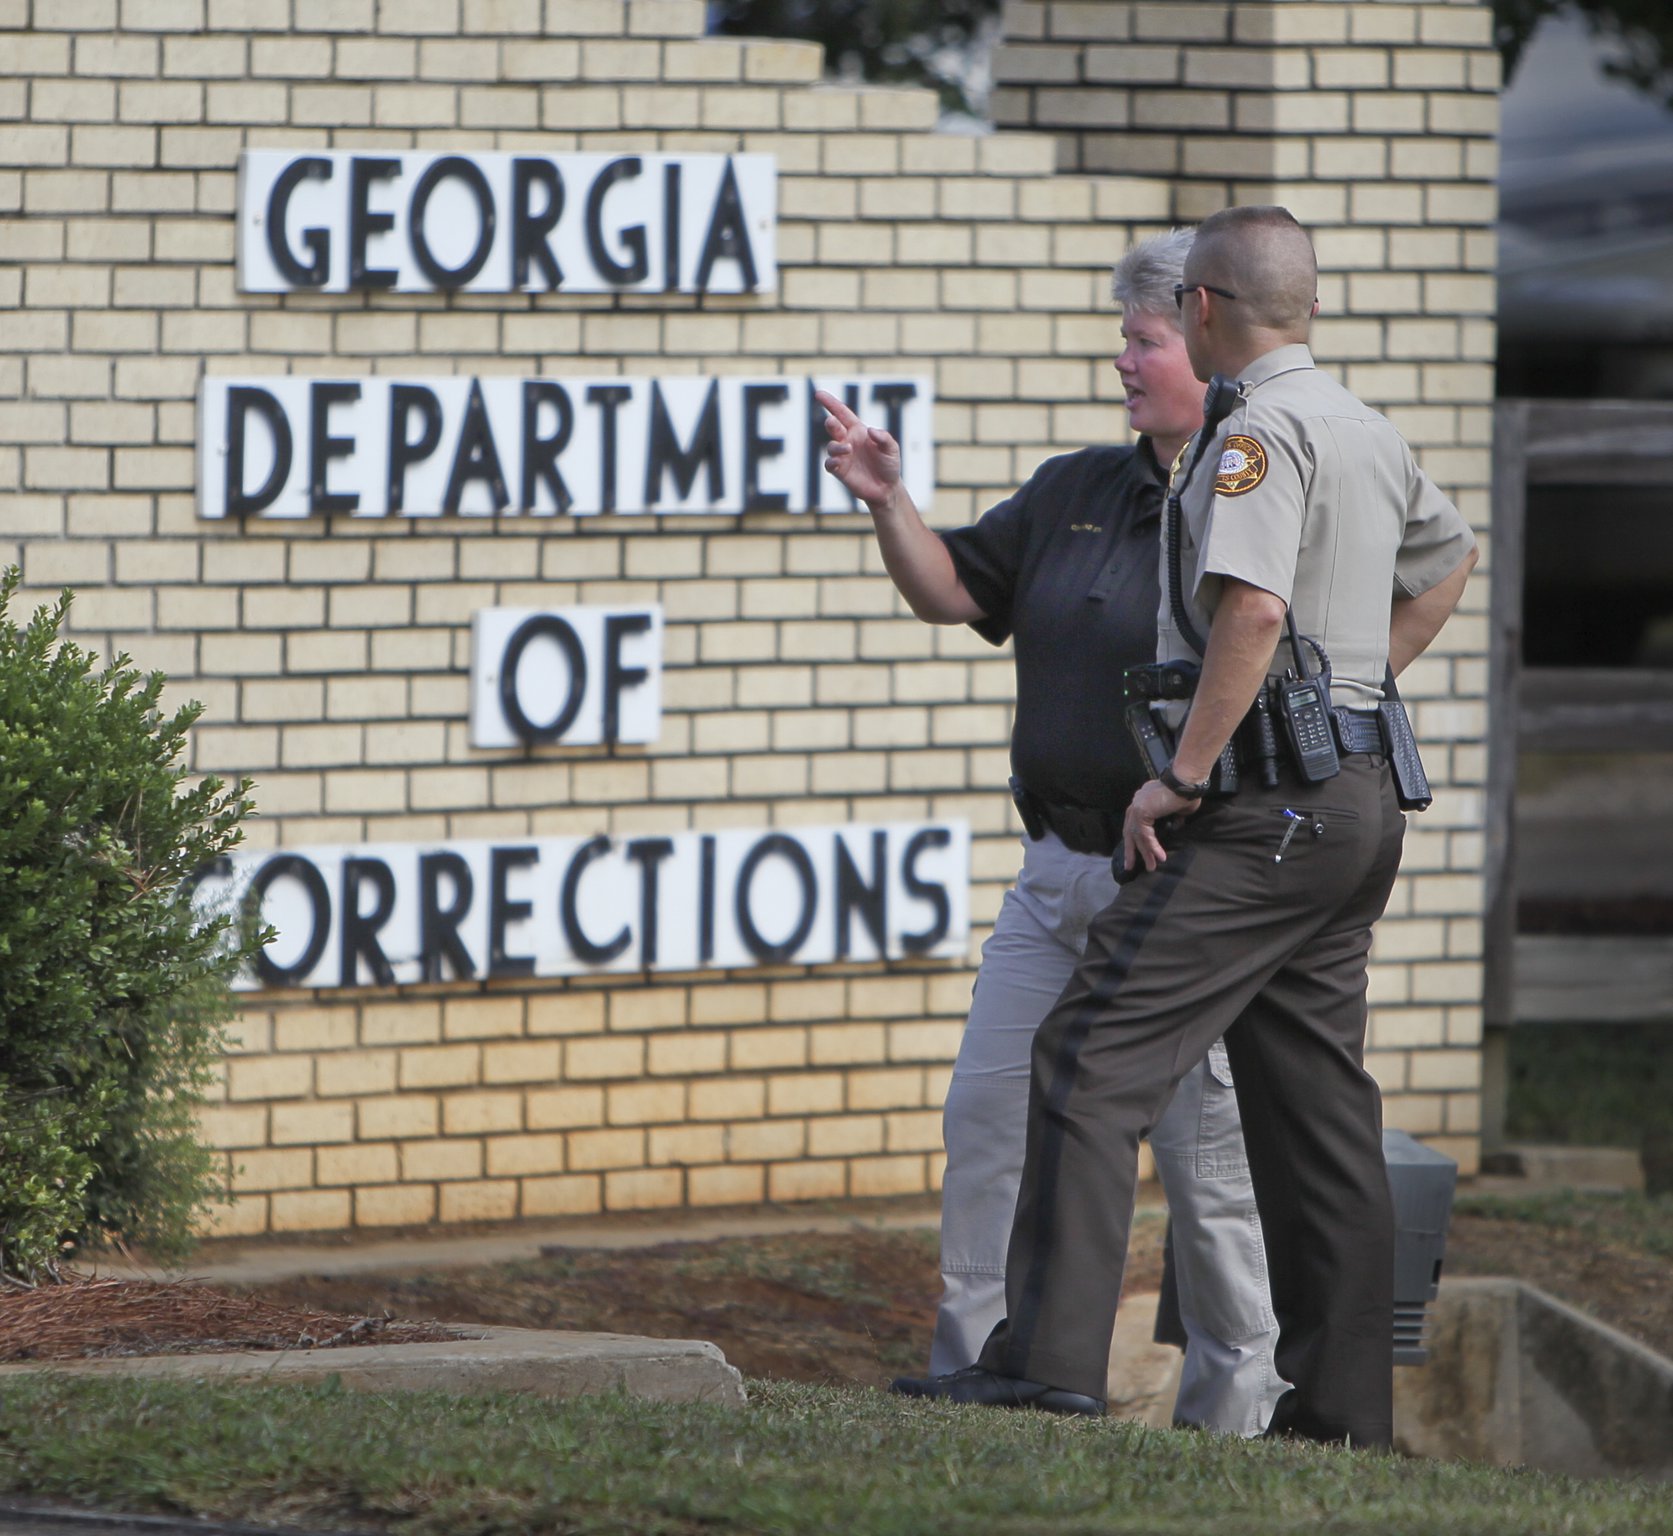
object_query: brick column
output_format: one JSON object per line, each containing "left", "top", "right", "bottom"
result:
{"left": 995, "top": 0, "right": 1499, "bottom": 1168}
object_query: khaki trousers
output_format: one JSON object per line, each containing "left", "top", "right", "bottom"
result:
{"left": 977, "top": 754, "right": 1407, "bottom": 1448}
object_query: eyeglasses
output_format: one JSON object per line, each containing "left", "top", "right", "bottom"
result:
{"left": 1173, "top": 282, "right": 1239, "bottom": 310}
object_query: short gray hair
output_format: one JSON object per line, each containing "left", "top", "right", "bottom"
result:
{"left": 1111, "top": 228, "right": 1195, "bottom": 327}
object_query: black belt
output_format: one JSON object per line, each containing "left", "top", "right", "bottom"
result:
{"left": 1012, "top": 780, "right": 1122, "bottom": 857}
{"left": 1036, "top": 799, "right": 1122, "bottom": 857}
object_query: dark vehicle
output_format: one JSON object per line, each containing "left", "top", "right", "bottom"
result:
{"left": 1497, "top": 9, "right": 1673, "bottom": 402}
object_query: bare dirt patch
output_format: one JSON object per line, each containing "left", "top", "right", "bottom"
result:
{"left": 230, "top": 1217, "right": 1169, "bottom": 1387}
{"left": 10, "top": 1199, "right": 1668, "bottom": 1380}
{"left": 228, "top": 1204, "right": 1673, "bottom": 1385}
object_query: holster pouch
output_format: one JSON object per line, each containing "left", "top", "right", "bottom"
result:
{"left": 1124, "top": 701, "right": 1175, "bottom": 780}
{"left": 1125, "top": 700, "right": 1241, "bottom": 796}
{"left": 1009, "top": 776, "right": 1047, "bottom": 840}
{"left": 1211, "top": 738, "right": 1239, "bottom": 796}
{"left": 1377, "top": 669, "right": 1432, "bottom": 812}
{"left": 1238, "top": 687, "right": 1282, "bottom": 789}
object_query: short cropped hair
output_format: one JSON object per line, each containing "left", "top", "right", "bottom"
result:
{"left": 1110, "top": 228, "right": 1195, "bottom": 326}
{"left": 1188, "top": 206, "right": 1316, "bottom": 330}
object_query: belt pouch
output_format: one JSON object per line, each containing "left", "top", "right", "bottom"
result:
{"left": 1377, "top": 670, "right": 1432, "bottom": 811}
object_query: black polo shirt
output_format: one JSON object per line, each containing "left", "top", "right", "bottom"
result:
{"left": 941, "top": 441, "right": 1164, "bottom": 812}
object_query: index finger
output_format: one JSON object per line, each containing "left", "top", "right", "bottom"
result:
{"left": 813, "top": 389, "right": 860, "bottom": 430}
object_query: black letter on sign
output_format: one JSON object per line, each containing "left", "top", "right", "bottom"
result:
{"left": 840, "top": 383, "right": 862, "bottom": 509}
{"left": 585, "top": 384, "right": 632, "bottom": 513}
{"left": 340, "top": 857, "right": 397, "bottom": 988}
{"left": 442, "top": 379, "right": 511, "bottom": 515}
{"left": 868, "top": 382, "right": 918, "bottom": 448}
{"left": 694, "top": 156, "right": 759, "bottom": 292}
{"left": 521, "top": 381, "right": 574, "bottom": 514}
{"left": 584, "top": 156, "right": 649, "bottom": 286}
{"left": 561, "top": 835, "right": 631, "bottom": 964}
{"left": 309, "top": 381, "right": 361, "bottom": 514}
{"left": 348, "top": 156, "right": 400, "bottom": 289}
{"left": 247, "top": 854, "right": 331, "bottom": 989}
{"left": 644, "top": 379, "right": 724, "bottom": 509}
{"left": 625, "top": 837, "right": 675, "bottom": 966}
{"left": 662, "top": 160, "right": 681, "bottom": 292}
{"left": 419, "top": 850, "right": 476, "bottom": 983}
{"left": 735, "top": 833, "right": 816, "bottom": 963}
{"left": 513, "top": 157, "right": 564, "bottom": 290}
{"left": 602, "top": 611, "right": 653, "bottom": 744}
{"left": 805, "top": 380, "right": 826, "bottom": 513}
{"left": 387, "top": 384, "right": 443, "bottom": 514}
{"left": 410, "top": 155, "right": 496, "bottom": 289}
{"left": 499, "top": 613, "right": 587, "bottom": 745}
{"left": 834, "top": 830, "right": 888, "bottom": 961}
{"left": 224, "top": 385, "right": 293, "bottom": 517}
{"left": 488, "top": 845, "right": 539, "bottom": 978}
{"left": 265, "top": 155, "right": 331, "bottom": 288}
{"left": 742, "top": 383, "right": 790, "bottom": 512}
{"left": 698, "top": 834, "right": 717, "bottom": 963}
{"left": 901, "top": 827, "right": 952, "bottom": 955}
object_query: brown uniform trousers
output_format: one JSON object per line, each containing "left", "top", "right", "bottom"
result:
{"left": 977, "top": 750, "right": 1407, "bottom": 1448}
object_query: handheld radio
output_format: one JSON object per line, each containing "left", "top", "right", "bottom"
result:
{"left": 1276, "top": 612, "right": 1340, "bottom": 783}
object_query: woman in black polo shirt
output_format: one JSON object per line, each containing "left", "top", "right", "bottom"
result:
{"left": 816, "top": 230, "right": 1282, "bottom": 1433}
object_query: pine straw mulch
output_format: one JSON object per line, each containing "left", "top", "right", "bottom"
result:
{"left": 0, "top": 1275, "right": 464, "bottom": 1363}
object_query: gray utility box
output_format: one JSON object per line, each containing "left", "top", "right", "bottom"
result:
{"left": 1153, "top": 1128, "right": 1459, "bottom": 1364}
{"left": 1385, "top": 1127, "right": 1459, "bottom": 1365}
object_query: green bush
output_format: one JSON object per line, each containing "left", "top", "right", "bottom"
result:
{"left": 0, "top": 569, "right": 263, "bottom": 1281}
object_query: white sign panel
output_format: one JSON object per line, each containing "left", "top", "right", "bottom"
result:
{"left": 236, "top": 150, "right": 776, "bottom": 295}
{"left": 193, "top": 822, "right": 970, "bottom": 991}
{"left": 471, "top": 605, "right": 664, "bottom": 750}
{"left": 198, "top": 374, "right": 933, "bottom": 520}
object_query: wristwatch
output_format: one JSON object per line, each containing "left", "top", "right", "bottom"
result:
{"left": 1159, "top": 761, "right": 1212, "bottom": 800}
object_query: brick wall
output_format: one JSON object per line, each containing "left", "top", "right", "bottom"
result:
{"left": 3, "top": 0, "right": 1493, "bottom": 1238}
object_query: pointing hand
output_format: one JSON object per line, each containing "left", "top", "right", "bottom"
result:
{"left": 814, "top": 389, "right": 902, "bottom": 510}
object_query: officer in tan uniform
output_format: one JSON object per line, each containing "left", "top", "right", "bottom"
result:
{"left": 893, "top": 205, "right": 1478, "bottom": 1447}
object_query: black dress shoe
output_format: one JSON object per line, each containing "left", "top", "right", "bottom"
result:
{"left": 888, "top": 1365, "right": 1106, "bottom": 1418}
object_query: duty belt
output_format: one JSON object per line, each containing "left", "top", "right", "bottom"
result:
{"left": 1010, "top": 779, "right": 1122, "bottom": 858}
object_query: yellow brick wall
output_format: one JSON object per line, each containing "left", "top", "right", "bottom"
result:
{"left": 4, "top": 0, "right": 1492, "bottom": 1238}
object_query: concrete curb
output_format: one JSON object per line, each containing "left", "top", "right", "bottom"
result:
{"left": 1394, "top": 1277, "right": 1673, "bottom": 1479}
{"left": 0, "top": 1326, "right": 746, "bottom": 1409}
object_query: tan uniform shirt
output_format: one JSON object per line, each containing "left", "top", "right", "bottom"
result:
{"left": 1159, "top": 343, "right": 1476, "bottom": 713}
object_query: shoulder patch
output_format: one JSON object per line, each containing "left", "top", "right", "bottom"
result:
{"left": 1214, "top": 435, "right": 1268, "bottom": 497}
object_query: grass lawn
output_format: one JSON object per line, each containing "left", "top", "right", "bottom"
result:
{"left": 1, "top": 1375, "right": 1670, "bottom": 1536}
{"left": 1504, "top": 1020, "right": 1672, "bottom": 1150}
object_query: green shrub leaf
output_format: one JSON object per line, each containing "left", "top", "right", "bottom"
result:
{"left": 0, "top": 568, "right": 264, "bottom": 1280}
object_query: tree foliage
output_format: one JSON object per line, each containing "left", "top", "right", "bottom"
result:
{"left": 1494, "top": 0, "right": 1673, "bottom": 105}
{"left": 707, "top": 0, "right": 1001, "bottom": 116}
{"left": 0, "top": 569, "right": 262, "bottom": 1281}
